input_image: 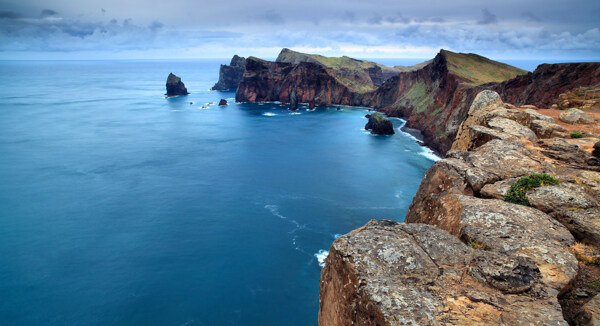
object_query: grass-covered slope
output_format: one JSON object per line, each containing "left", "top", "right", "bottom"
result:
{"left": 442, "top": 49, "right": 528, "bottom": 85}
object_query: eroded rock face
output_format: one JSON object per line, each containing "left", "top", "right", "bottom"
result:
{"left": 494, "top": 62, "right": 600, "bottom": 108}
{"left": 364, "top": 113, "right": 395, "bottom": 135}
{"left": 211, "top": 55, "right": 246, "bottom": 91}
{"left": 165, "top": 73, "right": 189, "bottom": 97}
{"left": 319, "top": 220, "right": 568, "bottom": 326}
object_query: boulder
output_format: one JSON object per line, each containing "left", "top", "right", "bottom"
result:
{"left": 594, "top": 141, "right": 600, "bottom": 158}
{"left": 165, "top": 73, "right": 189, "bottom": 97}
{"left": 560, "top": 108, "right": 595, "bottom": 124}
{"left": 480, "top": 178, "right": 519, "bottom": 199}
{"left": 551, "top": 208, "right": 600, "bottom": 246}
{"left": 530, "top": 120, "right": 567, "bottom": 138}
{"left": 408, "top": 194, "right": 578, "bottom": 291}
{"left": 486, "top": 117, "right": 537, "bottom": 141}
{"left": 528, "top": 182, "right": 598, "bottom": 214}
{"left": 364, "top": 113, "right": 394, "bottom": 135}
{"left": 524, "top": 109, "right": 555, "bottom": 123}
{"left": 319, "top": 220, "right": 569, "bottom": 326}
{"left": 539, "top": 138, "right": 600, "bottom": 170}
{"left": 218, "top": 99, "right": 228, "bottom": 106}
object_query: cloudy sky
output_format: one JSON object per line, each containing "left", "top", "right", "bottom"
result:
{"left": 0, "top": 0, "right": 599, "bottom": 60}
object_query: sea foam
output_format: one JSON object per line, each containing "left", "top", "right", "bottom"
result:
{"left": 315, "top": 249, "right": 329, "bottom": 268}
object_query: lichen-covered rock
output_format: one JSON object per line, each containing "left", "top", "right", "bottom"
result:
{"left": 538, "top": 138, "right": 600, "bottom": 170}
{"left": 560, "top": 108, "right": 595, "bottom": 124}
{"left": 524, "top": 108, "right": 555, "bottom": 123}
{"left": 364, "top": 113, "right": 394, "bottom": 135}
{"left": 487, "top": 116, "right": 537, "bottom": 141}
{"left": 480, "top": 177, "right": 518, "bottom": 199}
{"left": 530, "top": 120, "right": 567, "bottom": 138}
{"left": 319, "top": 220, "right": 569, "bottom": 326}
{"left": 165, "top": 73, "right": 189, "bottom": 97}
{"left": 528, "top": 183, "right": 598, "bottom": 214}
{"left": 552, "top": 208, "right": 600, "bottom": 246}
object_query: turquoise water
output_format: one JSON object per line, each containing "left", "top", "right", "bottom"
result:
{"left": 0, "top": 60, "right": 436, "bottom": 325}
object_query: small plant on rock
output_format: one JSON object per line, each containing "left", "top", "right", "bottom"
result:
{"left": 504, "top": 173, "right": 559, "bottom": 206}
{"left": 570, "top": 131, "right": 583, "bottom": 138}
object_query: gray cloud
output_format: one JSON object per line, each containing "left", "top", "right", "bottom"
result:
{"left": 478, "top": 9, "right": 498, "bottom": 25}
{"left": 521, "top": 11, "right": 542, "bottom": 22}
{"left": 0, "top": 0, "right": 598, "bottom": 59}
{"left": 40, "top": 9, "right": 59, "bottom": 18}
{"left": 0, "top": 10, "right": 23, "bottom": 19}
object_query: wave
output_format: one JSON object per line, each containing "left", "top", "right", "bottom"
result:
{"left": 314, "top": 249, "right": 329, "bottom": 268}
{"left": 419, "top": 149, "right": 441, "bottom": 162}
{"left": 289, "top": 112, "right": 301, "bottom": 115}
{"left": 262, "top": 112, "right": 277, "bottom": 116}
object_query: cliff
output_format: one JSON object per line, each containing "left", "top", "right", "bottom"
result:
{"left": 165, "top": 73, "right": 189, "bottom": 97}
{"left": 494, "top": 62, "right": 600, "bottom": 108}
{"left": 211, "top": 55, "right": 246, "bottom": 91}
{"left": 235, "top": 49, "right": 528, "bottom": 154}
{"left": 319, "top": 91, "right": 600, "bottom": 325}
{"left": 372, "top": 50, "right": 528, "bottom": 154}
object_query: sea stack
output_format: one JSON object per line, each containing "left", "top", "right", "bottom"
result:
{"left": 218, "top": 99, "right": 228, "bottom": 106}
{"left": 211, "top": 55, "right": 247, "bottom": 91}
{"left": 289, "top": 86, "right": 298, "bottom": 111}
{"left": 165, "top": 73, "right": 189, "bottom": 97}
{"left": 364, "top": 112, "right": 395, "bottom": 135}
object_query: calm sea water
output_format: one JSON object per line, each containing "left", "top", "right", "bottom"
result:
{"left": 0, "top": 60, "right": 436, "bottom": 325}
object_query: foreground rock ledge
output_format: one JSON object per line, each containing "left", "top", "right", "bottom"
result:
{"left": 319, "top": 220, "right": 567, "bottom": 325}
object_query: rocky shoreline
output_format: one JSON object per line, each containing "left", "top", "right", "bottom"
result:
{"left": 319, "top": 90, "right": 600, "bottom": 325}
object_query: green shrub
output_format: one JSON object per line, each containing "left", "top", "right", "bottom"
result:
{"left": 504, "top": 173, "right": 559, "bottom": 206}
{"left": 570, "top": 131, "right": 583, "bottom": 138}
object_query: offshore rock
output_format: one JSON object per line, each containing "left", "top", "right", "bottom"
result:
{"left": 165, "top": 73, "right": 189, "bottom": 97}
{"left": 364, "top": 113, "right": 394, "bottom": 135}
{"left": 211, "top": 55, "right": 246, "bottom": 91}
{"left": 318, "top": 220, "right": 568, "bottom": 325}
{"left": 289, "top": 85, "right": 298, "bottom": 111}
{"left": 218, "top": 99, "right": 228, "bottom": 106}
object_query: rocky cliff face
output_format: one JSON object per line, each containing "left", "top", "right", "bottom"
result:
{"left": 211, "top": 55, "right": 246, "bottom": 91}
{"left": 236, "top": 57, "right": 374, "bottom": 107}
{"left": 235, "top": 49, "right": 528, "bottom": 154}
{"left": 319, "top": 91, "right": 600, "bottom": 325}
{"left": 165, "top": 73, "right": 189, "bottom": 97}
{"left": 494, "top": 62, "right": 600, "bottom": 108}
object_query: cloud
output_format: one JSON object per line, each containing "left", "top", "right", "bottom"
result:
{"left": 40, "top": 9, "right": 59, "bottom": 19}
{"left": 478, "top": 9, "right": 497, "bottom": 25}
{"left": 521, "top": 11, "right": 542, "bottom": 22}
{"left": 0, "top": 10, "right": 23, "bottom": 19}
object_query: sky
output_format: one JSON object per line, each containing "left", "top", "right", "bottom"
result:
{"left": 0, "top": 0, "right": 599, "bottom": 61}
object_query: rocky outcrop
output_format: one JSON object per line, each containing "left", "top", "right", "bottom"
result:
{"left": 494, "top": 62, "right": 600, "bottom": 108}
{"left": 320, "top": 220, "right": 568, "bottom": 325}
{"left": 211, "top": 55, "right": 246, "bottom": 91}
{"left": 319, "top": 91, "right": 600, "bottom": 325}
{"left": 165, "top": 73, "right": 189, "bottom": 97}
{"left": 218, "top": 99, "right": 228, "bottom": 106}
{"left": 364, "top": 113, "right": 394, "bottom": 135}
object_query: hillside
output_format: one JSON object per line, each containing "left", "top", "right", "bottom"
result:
{"left": 442, "top": 49, "right": 528, "bottom": 85}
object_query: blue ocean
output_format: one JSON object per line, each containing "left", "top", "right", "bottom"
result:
{"left": 0, "top": 60, "right": 437, "bottom": 325}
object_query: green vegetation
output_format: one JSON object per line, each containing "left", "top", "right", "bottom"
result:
{"left": 467, "top": 239, "right": 488, "bottom": 250}
{"left": 570, "top": 131, "right": 583, "bottom": 138}
{"left": 442, "top": 50, "right": 528, "bottom": 86}
{"left": 504, "top": 173, "right": 559, "bottom": 206}
{"left": 587, "top": 279, "right": 600, "bottom": 291}
{"left": 371, "top": 112, "right": 386, "bottom": 122}
{"left": 393, "top": 82, "right": 435, "bottom": 113}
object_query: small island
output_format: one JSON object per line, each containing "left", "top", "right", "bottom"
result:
{"left": 165, "top": 73, "right": 189, "bottom": 97}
